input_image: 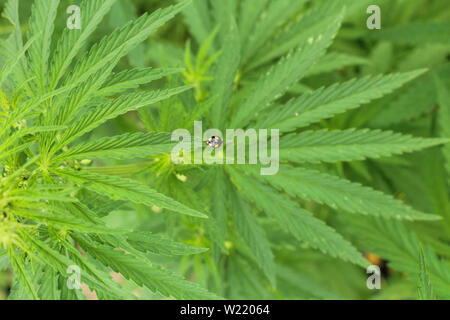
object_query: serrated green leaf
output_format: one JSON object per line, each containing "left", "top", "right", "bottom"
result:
{"left": 257, "top": 70, "right": 427, "bottom": 132}
{"left": 246, "top": 0, "right": 341, "bottom": 70}
{"left": 244, "top": 165, "right": 440, "bottom": 221}
{"left": 237, "top": 0, "right": 268, "bottom": 45}
{"left": 279, "top": 129, "right": 449, "bottom": 164}
{"left": 435, "top": 75, "right": 450, "bottom": 182}
{"left": 0, "top": 125, "right": 65, "bottom": 154}
{"left": 305, "top": 52, "right": 368, "bottom": 77}
{"left": 28, "top": 0, "right": 60, "bottom": 93}
{"left": 0, "top": 34, "right": 34, "bottom": 87}
{"left": 50, "top": 168, "right": 207, "bottom": 218}
{"left": 75, "top": 235, "right": 220, "bottom": 299}
{"left": 231, "top": 11, "right": 344, "bottom": 128}
{"left": 1, "top": 0, "right": 31, "bottom": 92}
{"left": 38, "top": 268, "right": 61, "bottom": 300}
{"left": 126, "top": 232, "right": 208, "bottom": 256}
{"left": 229, "top": 187, "right": 276, "bottom": 286}
{"left": 241, "top": 0, "right": 308, "bottom": 65}
{"left": 52, "top": 132, "right": 173, "bottom": 163}
{"left": 0, "top": 253, "right": 10, "bottom": 271}
{"left": 8, "top": 246, "right": 38, "bottom": 300}
{"left": 210, "top": 13, "right": 240, "bottom": 128}
{"left": 98, "top": 67, "right": 182, "bottom": 96}
{"left": 20, "top": 231, "right": 132, "bottom": 299}
{"left": 180, "top": 0, "right": 212, "bottom": 45}
{"left": 228, "top": 166, "right": 368, "bottom": 268}
{"left": 50, "top": 0, "right": 117, "bottom": 88}
{"left": 418, "top": 246, "right": 437, "bottom": 300}
{"left": 51, "top": 86, "right": 192, "bottom": 154}
{"left": 13, "top": 206, "right": 123, "bottom": 234}
{"left": 63, "top": 0, "right": 191, "bottom": 89}
{"left": 347, "top": 217, "right": 450, "bottom": 299}
{"left": 206, "top": 168, "right": 229, "bottom": 254}
{"left": 369, "top": 23, "right": 450, "bottom": 45}
{"left": 369, "top": 67, "right": 450, "bottom": 127}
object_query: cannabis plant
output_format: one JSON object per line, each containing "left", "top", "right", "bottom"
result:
{"left": 1, "top": 0, "right": 450, "bottom": 300}
{"left": 0, "top": 0, "right": 222, "bottom": 300}
{"left": 138, "top": 0, "right": 450, "bottom": 299}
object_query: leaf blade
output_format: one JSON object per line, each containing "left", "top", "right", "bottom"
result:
{"left": 50, "top": 168, "right": 207, "bottom": 218}
{"left": 280, "top": 129, "right": 449, "bottom": 164}
{"left": 244, "top": 166, "right": 440, "bottom": 221}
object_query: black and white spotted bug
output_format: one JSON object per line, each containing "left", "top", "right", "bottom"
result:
{"left": 206, "top": 136, "right": 223, "bottom": 149}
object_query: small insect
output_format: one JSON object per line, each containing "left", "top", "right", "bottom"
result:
{"left": 206, "top": 136, "right": 223, "bottom": 149}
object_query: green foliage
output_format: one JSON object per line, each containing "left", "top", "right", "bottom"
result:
{"left": 370, "top": 23, "right": 450, "bottom": 45}
{"left": 52, "top": 132, "right": 174, "bottom": 162}
{"left": 417, "top": 247, "right": 436, "bottom": 300}
{"left": 279, "top": 129, "right": 448, "bottom": 164}
{"left": 257, "top": 71, "right": 427, "bottom": 132}
{"left": 227, "top": 166, "right": 368, "bottom": 269}
{"left": 0, "top": 0, "right": 449, "bottom": 301}
{"left": 435, "top": 75, "right": 450, "bottom": 184}
{"left": 0, "top": 0, "right": 218, "bottom": 300}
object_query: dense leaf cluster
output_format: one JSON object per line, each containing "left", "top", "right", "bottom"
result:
{"left": 0, "top": 0, "right": 449, "bottom": 300}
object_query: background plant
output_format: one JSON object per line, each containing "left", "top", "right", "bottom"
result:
{"left": 0, "top": 0, "right": 449, "bottom": 300}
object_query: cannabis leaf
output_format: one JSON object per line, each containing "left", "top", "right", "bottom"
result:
{"left": 0, "top": 0, "right": 217, "bottom": 300}
{"left": 1, "top": 0, "right": 449, "bottom": 301}
{"left": 418, "top": 247, "right": 437, "bottom": 300}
